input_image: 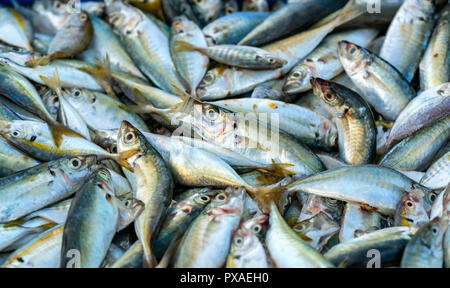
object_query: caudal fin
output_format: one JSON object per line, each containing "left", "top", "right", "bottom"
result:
{"left": 247, "top": 177, "right": 291, "bottom": 214}
{"left": 174, "top": 40, "right": 202, "bottom": 54}
{"left": 259, "top": 160, "right": 296, "bottom": 178}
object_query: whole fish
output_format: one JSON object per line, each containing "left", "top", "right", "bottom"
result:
{"left": 211, "top": 98, "right": 338, "bottom": 149}
{"left": 379, "top": 0, "right": 436, "bottom": 82}
{"left": 238, "top": 0, "right": 347, "bottom": 46}
{"left": 26, "top": 12, "right": 93, "bottom": 67}
{"left": 187, "top": 0, "right": 223, "bottom": 26}
{"left": 283, "top": 29, "right": 379, "bottom": 94}
{"left": 170, "top": 16, "right": 209, "bottom": 96}
{"left": 2, "top": 224, "right": 64, "bottom": 268}
{"left": 226, "top": 215, "right": 270, "bottom": 268}
{"left": 61, "top": 168, "right": 144, "bottom": 268}
{"left": 173, "top": 187, "right": 244, "bottom": 268}
{"left": 0, "top": 155, "right": 97, "bottom": 223}
{"left": 196, "top": 0, "right": 366, "bottom": 100}
{"left": 401, "top": 217, "right": 448, "bottom": 268}
{"left": 420, "top": 5, "right": 450, "bottom": 90}
{"left": 420, "top": 151, "right": 450, "bottom": 189}
{"left": 325, "top": 227, "right": 411, "bottom": 268}
{"left": 286, "top": 165, "right": 437, "bottom": 216}
{"left": 0, "top": 7, "right": 32, "bottom": 50}
{"left": 311, "top": 78, "right": 376, "bottom": 164}
{"left": 176, "top": 42, "right": 287, "bottom": 70}
{"left": 203, "top": 12, "right": 270, "bottom": 45}
{"left": 105, "top": 0, "right": 185, "bottom": 94}
{"left": 266, "top": 202, "right": 334, "bottom": 268}
{"left": 380, "top": 116, "right": 450, "bottom": 171}
{"left": 338, "top": 41, "right": 415, "bottom": 120}
{"left": 153, "top": 188, "right": 215, "bottom": 260}
{"left": 117, "top": 121, "right": 174, "bottom": 267}
{"left": 386, "top": 83, "right": 450, "bottom": 148}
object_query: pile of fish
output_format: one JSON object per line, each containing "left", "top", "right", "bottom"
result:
{"left": 0, "top": 0, "right": 448, "bottom": 268}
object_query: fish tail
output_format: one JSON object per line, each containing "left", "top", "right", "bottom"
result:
{"left": 25, "top": 55, "right": 52, "bottom": 67}
{"left": 174, "top": 40, "right": 201, "bottom": 53}
{"left": 263, "top": 160, "right": 296, "bottom": 178}
{"left": 247, "top": 180, "right": 289, "bottom": 214}
{"left": 334, "top": 0, "right": 365, "bottom": 26}
{"left": 142, "top": 240, "right": 157, "bottom": 268}
{"left": 112, "top": 153, "right": 133, "bottom": 172}
{"left": 39, "top": 68, "right": 62, "bottom": 96}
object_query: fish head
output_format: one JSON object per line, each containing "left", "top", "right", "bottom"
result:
{"left": 224, "top": 0, "right": 238, "bottom": 15}
{"left": 0, "top": 120, "right": 42, "bottom": 147}
{"left": 0, "top": 44, "right": 38, "bottom": 66}
{"left": 338, "top": 41, "right": 366, "bottom": 73}
{"left": 59, "top": 155, "right": 98, "bottom": 186}
{"left": 206, "top": 187, "right": 245, "bottom": 218}
{"left": 395, "top": 192, "right": 429, "bottom": 229}
{"left": 242, "top": 0, "right": 268, "bottom": 11}
{"left": 63, "top": 88, "right": 91, "bottom": 109}
{"left": 196, "top": 67, "right": 230, "bottom": 100}
{"left": 188, "top": 0, "right": 222, "bottom": 25}
{"left": 299, "top": 195, "right": 343, "bottom": 222}
{"left": 171, "top": 15, "right": 197, "bottom": 36}
{"left": 410, "top": 183, "right": 440, "bottom": 213}
{"left": 117, "top": 196, "right": 145, "bottom": 231}
{"left": 283, "top": 65, "right": 312, "bottom": 94}
{"left": 418, "top": 217, "right": 448, "bottom": 249}
{"left": 92, "top": 129, "right": 119, "bottom": 153}
{"left": 117, "top": 120, "right": 147, "bottom": 168}
{"left": 310, "top": 78, "right": 347, "bottom": 117}
{"left": 256, "top": 52, "right": 287, "bottom": 69}
{"left": 241, "top": 215, "right": 269, "bottom": 238}
{"left": 106, "top": 0, "right": 143, "bottom": 36}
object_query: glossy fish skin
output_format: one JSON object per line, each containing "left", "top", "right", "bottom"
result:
{"left": 420, "top": 151, "right": 450, "bottom": 189}
{"left": 420, "top": 5, "right": 450, "bottom": 90}
{"left": 196, "top": 0, "right": 366, "bottom": 100}
{"left": 179, "top": 43, "right": 287, "bottom": 70}
{"left": 338, "top": 41, "right": 415, "bottom": 121}
{"left": 380, "top": 116, "right": 450, "bottom": 171}
{"left": 23, "top": 199, "right": 72, "bottom": 224}
{"left": 26, "top": 12, "right": 93, "bottom": 66}
{"left": 187, "top": 0, "right": 223, "bottom": 26}
{"left": 0, "top": 120, "right": 113, "bottom": 162}
{"left": 266, "top": 202, "right": 334, "bottom": 268}
{"left": 0, "top": 218, "right": 53, "bottom": 253}
{"left": 394, "top": 192, "right": 430, "bottom": 231}
{"left": 173, "top": 187, "right": 244, "bottom": 268}
{"left": 105, "top": 1, "right": 185, "bottom": 94}
{"left": 0, "top": 135, "right": 40, "bottom": 177}
{"left": 63, "top": 88, "right": 149, "bottom": 133}
{"left": 79, "top": 15, "right": 144, "bottom": 78}
{"left": 238, "top": 0, "right": 347, "bottom": 47}
{"left": 283, "top": 29, "right": 378, "bottom": 95}
{"left": 211, "top": 98, "right": 338, "bottom": 150}
{"left": 325, "top": 227, "right": 411, "bottom": 268}
{"left": 153, "top": 188, "right": 215, "bottom": 260}
{"left": 386, "top": 83, "right": 450, "bottom": 148}
{"left": 0, "top": 7, "right": 32, "bottom": 51}
{"left": 226, "top": 215, "right": 270, "bottom": 268}
{"left": 2, "top": 224, "right": 64, "bottom": 268}
{"left": 380, "top": 0, "right": 436, "bottom": 82}
{"left": 61, "top": 168, "right": 143, "bottom": 268}
{"left": 58, "top": 94, "right": 91, "bottom": 141}
{"left": 117, "top": 121, "right": 174, "bottom": 267}
{"left": 311, "top": 78, "right": 376, "bottom": 165}
{"left": 203, "top": 12, "right": 270, "bottom": 45}
{"left": 0, "top": 155, "right": 97, "bottom": 223}
{"left": 401, "top": 217, "right": 448, "bottom": 268}
{"left": 286, "top": 165, "right": 436, "bottom": 216}
{"left": 339, "top": 203, "right": 386, "bottom": 243}
{"left": 170, "top": 16, "right": 208, "bottom": 96}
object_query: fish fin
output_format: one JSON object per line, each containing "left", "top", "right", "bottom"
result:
{"left": 259, "top": 160, "right": 296, "bottom": 178}
{"left": 113, "top": 153, "right": 133, "bottom": 172}
{"left": 39, "top": 68, "right": 62, "bottom": 96}
{"left": 333, "top": 0, "right": 366, "bottom": 27}
{"left": 248, "top": 179, "right": 290, "bottom": 214}
{"left": 78, "top": 56, "right": 116, "bottom": 98}
{"left": 48, "top": 120, "right": 86, "bottom": 147}
{"left": 155, "top": 231, "right": 182, "bottom": 268}
{"left": 25, "top": 55, "right": 52, "bottom": 67}
{"left": 174, "top": 40, "right": 201, "bottom": 54}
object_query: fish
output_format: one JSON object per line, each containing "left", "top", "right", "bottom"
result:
{"left": 394, "top": 191, "right": 430, "bottom": 231}
{"left": 117, "top": 121, "right": 174, "bottom": 267}
{"left": 420, "top": 151, "right": 450, "bottom": 189}
{"left": 187, "top": 0, "right": 223, "bottom": 26}
{"left": 170, "top": 16, "right": 209, "bottom": 96}
{"left": 380, "top": 116, "right": 450, "bottom": 171}
{"left": 338, "top": 41, "right": 416, "bottom": 121}
{"left": 386, "top": 83, "right": 450, "bottom": 148}
{"left": 379, "top": 0, "right": 436, "bottom": 82}
{"left": 61, "top": 168, "right": 144, "bottom": 268}
{"left": 226, "top": 215, "right": 271, "bottom": 268}
{"left": 203, "top": 12, "right": 270, "bottom": 45}
{"left": 286, "top": 165, "right": 437, "bottom": 216}
{"left": 26, "top": 12, "right": 93, "bottom": 67}
{"left": 311, "top": 78, "right": 376, "bottom": 164}
{"left": 265, "top": 201, "right": 334, "bottom": 268}
{"left": 173, "top": 187, "right": 245, "bottom": 268}
{"left": 420, "top": 5, "right": 450, "bottom": 90}
{"left": 0, "top": 155, "right": 97, "bottom": 223}
{"left": 401, "top": 217, "right": 448, "bottom": 268}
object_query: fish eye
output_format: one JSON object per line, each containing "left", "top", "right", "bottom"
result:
{"left": 111, "top": 145, "right": 118, "bottom": 154}
{"left": 349, "top": 47, "right": 356, "bottom": 54}
{"left": 215, "top": 193, "right": 227, "bottom": 201}
{"left": 124, "top": 132, "right": 136, "bottom": 143}
{"left": 11, "top": 130, "right": 22, "bottom": 138}
{"left": 431, "top": 226, "right": 438, "bottom": 235}
{"left": 405, "top": 200, "right": 415, "bottom": 209}
{"left": 253, "top": 224, "right": 261, "bottom": 233}
{"left": 79, "top": 13, "right": 88, "bottom": 22}
{"left": 267, "top": 58, "right": 275, "bottom": 63}
{"left": 324, "top": 93, "right": 335, "bottom": 101}
{"left": 294, "top": 224, "right": 303, "bottom": 232}
{"left": 234, "top": 237, "right": 243, "bottom": 246}
{"left": 203, "top": 73, "right": 215, "bottom": 83}
{"left": 69, "top": 157, "right": 81, "bottom": 169}
{"left": 198, "top": 195, "right": 210, "bottom": 203}
{"left": 292, "top": 72, "right": 301, "bottom": 78}
{"left": 73, "top": 89, "right": 81, "bottom": 97}
{"left": 207, "top": 107, "right": 218, "bottom": 120}
{"left": 429, "top": 193, "right": 436, "bottom": 202}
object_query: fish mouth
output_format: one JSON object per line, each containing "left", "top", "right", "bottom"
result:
{"left": 310, "top": 77, "right": 329, "bottom": 92}
{"left": 283, "top": 81, "right": 301, "bottom": 95}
